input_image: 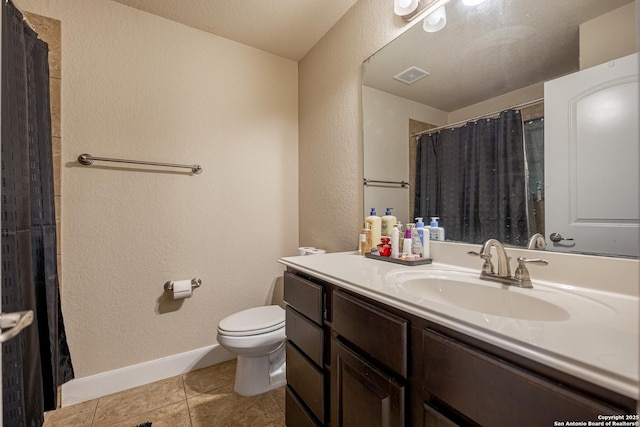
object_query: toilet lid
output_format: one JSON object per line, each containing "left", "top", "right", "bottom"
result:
{"left": 218, "top": 305, "right": 285, "bottom": 336}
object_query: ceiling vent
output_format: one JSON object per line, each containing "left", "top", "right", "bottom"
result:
{"left": 394, "top": 66, "right": 429, "bottom": 84}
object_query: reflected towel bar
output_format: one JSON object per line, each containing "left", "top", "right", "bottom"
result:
{"left": 78, "top": 153, "right": 203, "bottom": 174}
{"left": 364, "top": 179, "right": 409, "bottom": 188}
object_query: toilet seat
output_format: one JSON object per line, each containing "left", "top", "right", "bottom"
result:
{"left": 218, "top": 305, "right": 285, "bottom": 337}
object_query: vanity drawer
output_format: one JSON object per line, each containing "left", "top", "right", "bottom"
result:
{"left": 286, "top": 342, "right": 325, "bottom": 423}
{"left": 284, "top": 271, "right": 324, "bottom": 325}
{"left": 286, "top": 386, "right": 321, "bottom": 427}
{"left": 332, "top": 290, "right": 407, "bottom": 378}
{"left": 422, "top": 328, "right": 623, "bottom": 426}
{"left": 286, "top": 306, "right": 324, "bottom": 367}
{"left": 423, "top": 403, "right": 460, "bottom": 427}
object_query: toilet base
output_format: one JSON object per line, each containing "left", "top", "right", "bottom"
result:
{"left": 233, "top": 343, "right": 286, "bottom": 396}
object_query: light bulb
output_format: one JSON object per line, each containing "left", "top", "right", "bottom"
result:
{"left": 423, "top": 5, "right": 446, "bottom": 32}
{"left": 394, "top": 0, "right": 419, "bottom": 16}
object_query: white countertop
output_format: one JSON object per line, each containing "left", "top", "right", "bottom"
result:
{"left": 279, "top": 251, "right": 639, "bottom": 400}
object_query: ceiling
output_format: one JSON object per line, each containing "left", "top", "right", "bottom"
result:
{"left": 111, "top": 0, "right": 358, "bottom": 61}
{"left": 363, "top": 0, "right": 635, "bottom": 112}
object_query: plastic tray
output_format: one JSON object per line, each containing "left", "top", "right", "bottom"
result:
{"left": 365, "top": 252, "right": 432, "bottom": 266}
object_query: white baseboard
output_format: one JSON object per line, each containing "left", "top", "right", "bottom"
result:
{"left": 61, "top": 344, "right": 235, "bottom": 407}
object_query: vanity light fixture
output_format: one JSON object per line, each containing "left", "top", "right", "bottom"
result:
{"left": 394, "top": 0, "right": 449, "bottom": 23}
{"left": 394, "top": 0, "right": 450, "bottom": 33}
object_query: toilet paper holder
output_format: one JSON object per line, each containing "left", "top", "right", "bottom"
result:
{"left": 164, "top": 278, "right": 202, "bottom": 293}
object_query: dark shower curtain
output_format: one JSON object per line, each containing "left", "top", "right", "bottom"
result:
{"left": 414, "top": 109, "right": 529, "bottom": 246}
{"left": 2, "top": 1, "right": 74, "bottom": 425}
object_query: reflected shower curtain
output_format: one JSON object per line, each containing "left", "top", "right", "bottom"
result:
{"left": 524, "top": 117, "right": 545, "bottom": 235}
{"left": 414, "top": 109, "right": 529, "bottom": 246}
{"left": 2, "top": 1, "right": 74, "bottom": 425}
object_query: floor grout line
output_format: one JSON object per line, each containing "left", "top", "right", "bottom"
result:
{"left": 180, "top": 373, "right": 195, "bottom": 427}
{"left": 47, "top": 360, "right": 286, "bottom": 427}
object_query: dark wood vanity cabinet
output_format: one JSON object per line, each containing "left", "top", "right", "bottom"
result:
{"left": 284, "top": 271, "right": 411, "bottom": 427}
{"left": 284, "top": 271, "right": 327, "bottom": 426}
{"left": 331, "top": 290, "right": 408, "bottom": 427}
{"left": 421, "top": 328, "right": 631, "bottom": 426}
{"left": 283, "top": 269, "right": 637, "bottom": 427}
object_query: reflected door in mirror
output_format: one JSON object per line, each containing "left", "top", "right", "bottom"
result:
{"left": 544, "top": 53, "right": 639, "bottom": 257}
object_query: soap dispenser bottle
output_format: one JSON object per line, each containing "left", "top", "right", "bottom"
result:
{"left": 365, "top": 208, "right": 382, "bottom": 247}
{"left": 429, "top": 217, "right": 445, "bottom": 241}
{"left": 415, "top": 217, "right": 430, "bottom": 259}
{"left": 381, "top": 208, "right": 397, "bottom": 237}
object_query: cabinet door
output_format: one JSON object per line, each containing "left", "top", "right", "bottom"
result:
{"left": 331, "top": 338, "right": 404, "bottom": 427}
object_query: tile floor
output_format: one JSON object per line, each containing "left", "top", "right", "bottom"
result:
{"left": 44, "top": 360, "right": 286, "bottom": 427}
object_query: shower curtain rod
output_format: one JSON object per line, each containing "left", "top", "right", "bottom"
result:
{"left": 411, "top": 98, "right": 544, "bottom": 139}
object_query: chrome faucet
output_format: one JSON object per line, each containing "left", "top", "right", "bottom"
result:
{"left": 468, "top": 238, "right": 548, "bottom": 288}
{"left": 527, "top": 233, "right": 547, "bottom": 250}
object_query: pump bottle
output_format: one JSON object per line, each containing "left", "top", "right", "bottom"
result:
{"left": 381, "top": 208, "right": 397, "bottom": 237}
{"left": 415, "top": 217, "right": 430, "bottom": 259}
{"left": 365, "top": 208, "right": 382, "bottom": 247}
{"left": 429, "top": 217, "right": 445, "bottom": 241}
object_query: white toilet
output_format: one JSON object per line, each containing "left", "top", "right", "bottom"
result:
{"left": 216, "top": 305, "right": 287, "bottom": 396}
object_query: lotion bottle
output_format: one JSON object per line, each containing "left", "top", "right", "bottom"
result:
{"left": 429, "top": 217, "right": 445, "bottom": 241}
{"left": 381, "top": 208, "right": 397, "bottom": 237}
{"left": 415, "top": 217, "right": 430, "bottom": 259}
{"left": 391, "top": 223, "right": 400, "bottom": 258}
{"left": 365, "top": 208, "right": 382, "bottom": 247}
{"left": 410, "top": 223, "right": 423, "bottom": 258}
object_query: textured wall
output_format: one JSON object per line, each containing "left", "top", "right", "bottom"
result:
{"left": 298, "top": 0, "right": 412, "bottom": 252}
{"left": 17, "top": 0, "right": 299, "bottom": 377}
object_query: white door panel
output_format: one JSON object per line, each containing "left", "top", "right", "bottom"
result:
{"left": 545, "top": 53, "right": 639, "bottom": 257}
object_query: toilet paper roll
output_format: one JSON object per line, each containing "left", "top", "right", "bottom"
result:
{"left": 305, "top": 248, "right": 326, "bottom": 255}
{"left": 171, "top": 279, "right": 192, "bottom": 299}
{"left": 298, "top": 247, "right": 315, "bottom": 256}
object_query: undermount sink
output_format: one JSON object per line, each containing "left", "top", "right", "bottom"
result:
{"left": 384, "top": 269, "right": 615, "bottom": 322}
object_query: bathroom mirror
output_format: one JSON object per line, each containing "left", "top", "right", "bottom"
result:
{"left": 362, "top": 0, "right": 638, "bottom": 257}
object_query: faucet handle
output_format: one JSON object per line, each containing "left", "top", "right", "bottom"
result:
{"left": 467, "top": 251, "right": 494, "bottom": 274}
{"left": 517, "top": 257, "right": 548, "bottom": 266}
{"left": 514, "top": 257, "right": 548, "bottom": 288}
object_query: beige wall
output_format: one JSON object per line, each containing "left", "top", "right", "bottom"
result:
{"left": 17, "top": 0, "right": 299, "bottom": 377}
{"left": 580, "top": 1, "right": 638, "bottom": 70}
{"left": 299, "top": 0, "right": 410, "bottom": 252}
